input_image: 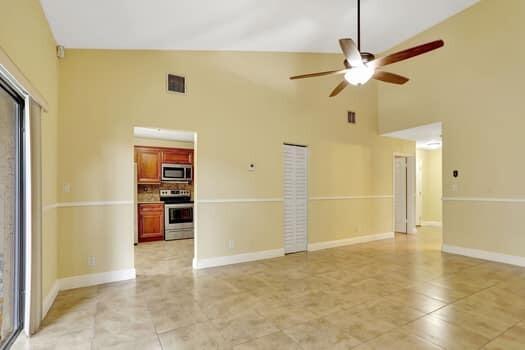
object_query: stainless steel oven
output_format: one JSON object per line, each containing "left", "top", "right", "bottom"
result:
{"left": 161, "top": 190, "right": 194, "bottom": 240}
{"left": 161, "top": 163, "right": 192, "bottom": 182}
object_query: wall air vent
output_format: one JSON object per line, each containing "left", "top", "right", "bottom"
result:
{"left": 167, "top": 74, "right": 186, "bottom": 94}
{"left": 348, "top": 111, "right": 356, "bottom": 124}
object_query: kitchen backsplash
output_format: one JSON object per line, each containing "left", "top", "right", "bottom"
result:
{"left": 138, "top": 182, "right": 193, "bottom": 202}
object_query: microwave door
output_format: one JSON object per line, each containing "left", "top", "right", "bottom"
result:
{"left": 163, "top": 166, "right": 185, "bottom": 181}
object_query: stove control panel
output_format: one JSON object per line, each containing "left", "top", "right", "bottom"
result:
{"left": 160, "top": 189, "right": 191, "bottom": 198}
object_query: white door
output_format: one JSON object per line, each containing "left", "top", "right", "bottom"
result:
{"left": 395, "top": 157, "right": 408, "bottom": 233}
{"left": 416, "top": 158, "right": 423, "bottom": 226}
{"left": 283, "top": 144, "right": 308, "bottom": 254}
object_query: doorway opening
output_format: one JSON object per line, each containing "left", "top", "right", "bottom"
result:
{"left": 384, "top": 122, "right": 443, "bottom": 236}
{"left": 132, "top": 127, "right": 197, "bottom": 275}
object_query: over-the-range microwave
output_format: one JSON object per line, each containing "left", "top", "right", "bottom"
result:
{"left": 161, "top": 163, "right": 192, "bottom": 182}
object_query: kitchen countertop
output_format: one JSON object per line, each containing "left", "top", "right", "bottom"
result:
{"left": 137, "top": 201, "right": 164, "bottom": 204}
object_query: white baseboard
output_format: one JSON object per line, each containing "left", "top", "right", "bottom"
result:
{"left": 43, "top": 280, "right": 60, "bottom": 318}
{"left": 193, "top": 248, "right": 284, "bottom": 269}
{"left": 59, "top": 268, "right": 136, "bottom": 291}
{"left": 308, "top": 232, "right": 395, "bottom": 252}
{"left": 421, "top": 221, "right": 443, "bottom": 227}
{"left": 442, "top": 244, "right": 525, "bottom": 267}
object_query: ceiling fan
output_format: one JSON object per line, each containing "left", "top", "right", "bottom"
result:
{"left": 290, "top": 0, "right": 444, "bottom": 97}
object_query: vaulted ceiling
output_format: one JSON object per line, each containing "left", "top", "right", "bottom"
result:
{"left": 41, "top": 0, "right": 479, "bottom": 53}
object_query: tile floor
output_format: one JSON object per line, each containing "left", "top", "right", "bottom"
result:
{"left": 12, "top": 227, "right": 525, "bottom": 349}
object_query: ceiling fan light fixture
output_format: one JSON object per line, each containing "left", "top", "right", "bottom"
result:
{"left": 344, "top": 65, "right": 375, "bottom": 86}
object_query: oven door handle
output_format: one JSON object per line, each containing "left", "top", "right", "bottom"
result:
{"left": 165, "top": 204, "right": 194, "bottom": 209}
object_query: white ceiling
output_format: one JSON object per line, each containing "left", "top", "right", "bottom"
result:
{"left": 383, "top": 122, "right": 442, "bottom": 150}
{"left": 134, "top": 127, "right": 195, "bottom": 142}
{"left": 41, "top": 0, "right": 478, "bottom": 53}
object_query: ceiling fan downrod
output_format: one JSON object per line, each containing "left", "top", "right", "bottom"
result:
{"left": 357, "top": 0, "right": 361, "bottom": 51}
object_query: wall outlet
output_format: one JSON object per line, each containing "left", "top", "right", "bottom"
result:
{"left": 63, "top": 183, "right": 71, "bottom": 193}
{"left": 87, "top": 256, "right": 96, "bottom": 267}
{"left": 228, "top": 240, "right": 235, "bottom": 249}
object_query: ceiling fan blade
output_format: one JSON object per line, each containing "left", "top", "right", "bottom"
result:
{"left": 339, "top": 38, "right": 363, "bottom": 67}
{"left": 329, "top": 80, "right": 349, "bottom": 97}
{"left": 369, "top": 40, "right": 444, "bottom": 69}
{"left": 373, "top": 71, "right": 409, "bottom": 85}
{"left": 290, "top": 69, "right": 348, "bottom": 80}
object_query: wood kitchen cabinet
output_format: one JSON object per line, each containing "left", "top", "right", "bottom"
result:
{"left": 135, "top": 147, "right": 161, "bottom": 183}
{"left": 138, "top": 203, "right": 164, "bottom": 242}
{"left": 162, "top": 149, "right": 193, "bottom": 164}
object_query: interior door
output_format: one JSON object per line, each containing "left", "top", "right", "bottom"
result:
{"left": 395, "top": 157, "right": 408, "bottom": 233}
{"left": 283, "top": 144, "right": 308, "bottom": 254}
{"left": 416, "top": 158, "right": 423, "bottom": 226}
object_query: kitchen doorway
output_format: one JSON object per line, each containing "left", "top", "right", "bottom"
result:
{"left": 132, "top": 127, "right": 197, "bottom": 275}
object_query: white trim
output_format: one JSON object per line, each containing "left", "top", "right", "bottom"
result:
{"left": 421, "top": 221, "right": 443, "bottom": 227}
{"left": 309, "top": 195, "right": 392, "bottom": 201}
{"left": 44, "top": 200, "right": 133, "bottom": 209}
{"left": 442, "top": 244, "right": 525, "bottom": 267}
{"left": 193, "top": 249, "right": 284, "bottom": 269}
{"left": 197, "top": 198, "right": 283, "bottom": 204}
{"left": 59, "top": 269, "right": 136, "bottom": 291}
{"left": 308, "top": 232, "right": 395, "bottom": 252}
{"left": 42, "top": 203, "right": 59, "bottom": 212}
{"left": 443, "top": 197, "right": 525, "bottom": 203}
{"left": 42, "top": 280, "right": 59, "bottom": 318}
{"left": 23, "top": 98, "right": 33, "bottom": 336}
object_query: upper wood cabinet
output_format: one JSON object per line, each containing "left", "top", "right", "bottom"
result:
{"left": 135, "top": 146, "right": 194, "bottom": 184}
{"left": 136, "top": 147, "right": 161, "bottom": 183}
{"left": 162, "top": 149, "right": 193, "bottom": 164}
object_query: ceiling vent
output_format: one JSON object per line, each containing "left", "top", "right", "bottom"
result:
{"left": 167, "top": 74, "right": 186, "bottom": 94}
{"left": 347, "top": 111, "right": 356, "bottom": 124}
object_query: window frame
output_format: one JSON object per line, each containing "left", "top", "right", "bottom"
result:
{"left": 0, "top": 76, "right": 26, "bottom": 349}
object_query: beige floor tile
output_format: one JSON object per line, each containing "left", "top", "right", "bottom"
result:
{"left": 283, "top": 317, "right": 361, "bottom": 349}
{"left": 158, "top": 322, "right": 229, "bottom": 350}
{"left": 233, "top": 331, "right": 301, "bottom": 350}
{"left": 257, "top": 304, "right": 318, "bottom": 330}
{"left": 484, "top": 322, "right": 525, "bottom": 350}
{"left": 403, "top": 314, "right": 491, "bottom": 350}
{"left": 430, "top": 304, "right": 515, "bottom": 339}
{"left": 353, "top": 329, "right": 442, "bottom": 350}
{"left": 323, "top": 309, "right": 397, "bottom": 342}
{"left": 212, "top": 310, "right": 279, "bottom": 345}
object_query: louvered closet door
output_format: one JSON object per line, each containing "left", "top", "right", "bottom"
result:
{"left": 283, "top": 144, "right": 308, "bottom": 254}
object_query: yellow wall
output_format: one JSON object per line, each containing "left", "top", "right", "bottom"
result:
{"left": 0, "top": 0, "right": 59, "bottom": 300}
{"left": 58, "top": 49, "right": 413, "bottom": 276}
{"left": 417, "top": 149, "right": 442, "bottom": 223}
{"left": 378, "top": 0, "right": 525, "bottom": 256}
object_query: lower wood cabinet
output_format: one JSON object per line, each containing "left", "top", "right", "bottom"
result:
{"left": 138, "top": 203, "right": 164, "bottom": 242}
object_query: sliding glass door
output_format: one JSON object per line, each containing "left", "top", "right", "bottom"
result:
{"left": 0, "top": 78, "right": 24, "bottom": 347}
